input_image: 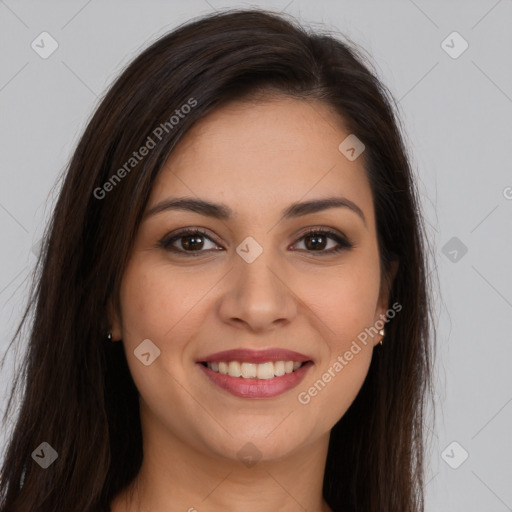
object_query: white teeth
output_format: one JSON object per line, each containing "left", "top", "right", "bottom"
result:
{"left": 274, "top": 361, "right": 285, "bottom": 377}
{"left": 257, "top": 362, "right": 274, "bottom": 380}
{"left": 227, "top": 361, "right": 241, "bottom": 378}
{"left": 206, "top": 360, "right": 305, "bottom": 379}
{"left": 241, "top": 362, "right": 257, "bottom": 379}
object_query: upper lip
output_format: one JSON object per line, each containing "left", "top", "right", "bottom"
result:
{"left": 198, "top": 348, "right": 313, "bottom": 364}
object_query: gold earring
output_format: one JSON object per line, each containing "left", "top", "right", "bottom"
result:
{"left": 378, "top": 328, "right": 385, "bottom": 345}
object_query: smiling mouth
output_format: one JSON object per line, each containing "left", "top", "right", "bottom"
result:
{"left": 200, "top": 360, "right": 311, "bottom": 379}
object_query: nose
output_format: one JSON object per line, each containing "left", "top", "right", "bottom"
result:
{"left": 218, "top": 250, "right": 298, "bottom": 333}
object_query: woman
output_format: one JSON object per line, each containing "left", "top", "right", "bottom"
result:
{"left": 0, "top": 8, "right": 435, "bottom": 512}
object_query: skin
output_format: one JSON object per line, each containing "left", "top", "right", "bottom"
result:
{"left": 109, "top": 96, "right": 395, "bottom": 512}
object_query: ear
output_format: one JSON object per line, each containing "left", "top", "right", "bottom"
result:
{"left": 376, "top": 259, "right": 399, "bottom": 320}
{"left": 107, "top": 296, "right": 123, "bottom": 341}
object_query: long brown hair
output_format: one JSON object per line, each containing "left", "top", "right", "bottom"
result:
{"left": 0, "top": 8, "right": 435, "bottom": 511}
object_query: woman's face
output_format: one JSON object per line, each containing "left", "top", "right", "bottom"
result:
{"left": 111, "top": 96, "right": 392, "bottom": 463}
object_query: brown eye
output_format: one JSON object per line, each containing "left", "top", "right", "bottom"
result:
{"left": 180, "top": 234, "right": 207, "bottom": 251}
{"left": 159, "top": 229, "right": 222, "bottom": 255}
{"left": 303, "top": 233, "right": 329, "bottom": 250}
{"left": 292, "top": 229, "right": 353, "bottom": 254}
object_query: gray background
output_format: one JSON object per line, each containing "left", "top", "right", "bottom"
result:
{"left": 1, "top": 0, "right": 511, "bottom": 510}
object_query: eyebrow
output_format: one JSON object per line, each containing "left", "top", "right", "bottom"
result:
{"left": 144, "top": 196, "right": 366, "bottom": 226}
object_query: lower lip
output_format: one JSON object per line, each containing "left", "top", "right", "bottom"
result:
{"left": 197, "top": 362, "right": 313, "bottom": 399}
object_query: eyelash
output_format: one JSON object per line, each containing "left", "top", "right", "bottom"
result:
{"left": 158, "top": 227, "right": 354, "bottom": 257}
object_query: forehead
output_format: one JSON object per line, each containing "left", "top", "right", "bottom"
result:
{"left": 150, "top": 97, "right": 374, "bottom": 224}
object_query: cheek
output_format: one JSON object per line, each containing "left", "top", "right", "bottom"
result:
{"left": 299, "top": 348, "right": 373, "bottom": 434}
{"left": 119, "top": 267, "right": 169, "bottom": 341}
{"left": 301, "top": 251, "right": 382, "bottom": 344}
{"left": 117, "top": 259, "right": 227, "bottom": 387}
{"left": 293, "top": 248, "right": 380, "bottom": 426}
{"left": 117, "top": 262, "right": 200, "bottom": 405}
{"left": 119, "top": 261, "right": 207, "bottom": 343}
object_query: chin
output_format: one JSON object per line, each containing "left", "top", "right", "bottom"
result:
{"left": 198, "top": 418, "right": 319, "bottom": 464}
